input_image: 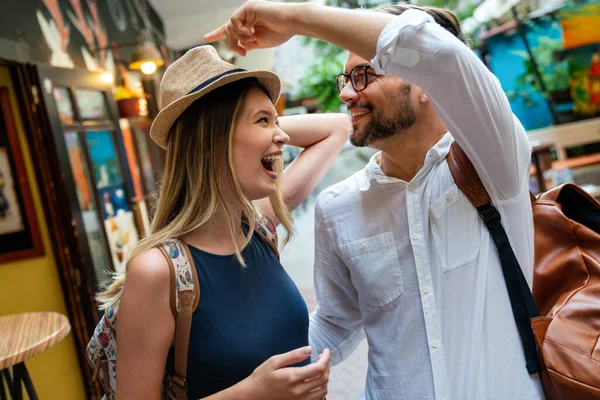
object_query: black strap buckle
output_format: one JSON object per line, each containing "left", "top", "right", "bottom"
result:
{"left": 477, "top": 203, "right": 501, "bottom": 228}
{"left": 171, "top": 373, "right": 187, "bottom": 389}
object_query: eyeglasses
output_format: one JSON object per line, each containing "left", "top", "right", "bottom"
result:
{"left": 336, "top": 65, "right": 375, "bottom": 93}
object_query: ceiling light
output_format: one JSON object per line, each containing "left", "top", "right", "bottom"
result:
{"left": 100, "top": 72, "right": 114, "bottom": 83}
{"left": 140, "top": 61, "right": 157, "bottom": 75}
{"left": 129, "top": 43, "right": 164, "bottom": 74}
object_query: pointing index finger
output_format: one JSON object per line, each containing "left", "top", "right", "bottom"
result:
{"left": 204, "top": 24, "right": 227, "bottom": 42}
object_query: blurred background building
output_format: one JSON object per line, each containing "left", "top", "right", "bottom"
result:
{"left": 0, "top": 0, "right": 598, "bottom": 398}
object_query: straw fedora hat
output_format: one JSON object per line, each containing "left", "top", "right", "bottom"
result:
{"left": 149, "top": 45, "right": 281, "bottom": 149}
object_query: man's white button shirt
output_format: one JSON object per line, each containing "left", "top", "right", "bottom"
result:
{"left": 309, "top": 9, "right": 545, "bottom": 400}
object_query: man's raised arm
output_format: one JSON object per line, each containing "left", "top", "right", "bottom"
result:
{"left": 206, "top": 1, "right": 531, "bottom": 200}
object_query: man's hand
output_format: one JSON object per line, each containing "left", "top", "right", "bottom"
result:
{"left": 205, "top": 0, "right": 390, "bottom": 60}
{"left": 204, "top": 0, "right": 299, "bottom": 57}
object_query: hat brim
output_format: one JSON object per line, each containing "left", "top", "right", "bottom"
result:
{"left": 150, "top": 70, "right": 281, "bottom": 149}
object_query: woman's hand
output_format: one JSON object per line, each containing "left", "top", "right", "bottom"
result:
{"left": 242, "top": 346, "right": 330, "bottom": 400}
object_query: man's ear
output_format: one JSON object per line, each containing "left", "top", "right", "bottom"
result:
{"left": 419, "top": 88, "right": 429, "bottom": 103}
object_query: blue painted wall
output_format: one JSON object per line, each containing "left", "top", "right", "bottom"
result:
{"left": 487, "top": 19, "right": 563, "bottom": 130}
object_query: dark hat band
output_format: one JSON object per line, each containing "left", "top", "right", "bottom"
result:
{"left": 186, "top": 68, "right": 247, "bottom": 95}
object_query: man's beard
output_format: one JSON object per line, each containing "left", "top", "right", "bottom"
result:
{"left": 349, "top": 83, "right": 417, "bottom": 147}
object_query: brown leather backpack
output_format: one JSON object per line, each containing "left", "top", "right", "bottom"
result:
{"left": 447, "top": 142, "right": 600, "bottom": 400}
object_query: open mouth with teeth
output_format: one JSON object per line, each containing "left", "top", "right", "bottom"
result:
{"left": 261, "top": 159, "right": 275, "bottom": 172}
{"left": 351, "top": 110, "right": 370, "bottom": 120}
{"left": 261, "top": 154, "right": 282, "bottom": 176}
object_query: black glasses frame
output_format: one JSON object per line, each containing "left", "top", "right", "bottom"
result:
{"left": 336, "top": 65, "right": 372, "bottom": 93}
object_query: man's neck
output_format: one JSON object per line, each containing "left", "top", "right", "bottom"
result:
{"left": 377, "top": 121, "right": 447, "bottom": 183}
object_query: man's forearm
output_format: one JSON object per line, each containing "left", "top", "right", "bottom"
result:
{"left": 309, "top": 311, "right": 365, "bottom": 366}
{"left": 291, "top": 3, "right": 393, "bottom": 61}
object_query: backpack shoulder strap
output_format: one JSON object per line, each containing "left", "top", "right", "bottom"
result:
{"left": 157, "top": 239, "right": 200, "bottom": 400}
{"left": 255, "top": 214, "right": 279, "bottom": 259}
{"left": 447, "top": 141, "right": 542, "bottom": 374}
{"left": 446, "top": 141, "right": 490, "bottom": 207}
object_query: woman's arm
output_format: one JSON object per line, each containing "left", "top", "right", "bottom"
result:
{"left": 257, "top": 113, "right": 350, "bottom": 224}
{"left": 116, "top": 249, "right": 176, "bottom": 399}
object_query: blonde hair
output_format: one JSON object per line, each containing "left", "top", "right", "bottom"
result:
{"left": 97, "top": 78, "right": 294, "bottom": 309}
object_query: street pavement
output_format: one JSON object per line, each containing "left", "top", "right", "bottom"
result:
{"left": 280, "top": 146, "right": 374, "bottom": 400}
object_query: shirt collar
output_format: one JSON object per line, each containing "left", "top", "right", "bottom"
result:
{"left": 358, "top": 132, "right": 454, "bottom": 192}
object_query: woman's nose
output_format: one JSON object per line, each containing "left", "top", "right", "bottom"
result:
{"left": 274, "top": 127, "right": 290, "bottom": 145}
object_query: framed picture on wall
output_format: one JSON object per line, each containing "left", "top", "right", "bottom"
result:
{"left": 0, "top": 87, "right": 43, "bottom": 263}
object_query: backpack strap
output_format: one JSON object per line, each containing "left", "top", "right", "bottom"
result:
{"left": 447, "top": 141, "right": 542, "bottom": 374}
{"left": 157, "top": 239, "right": 200, "bottom": 400}
{"left": 255, "top": 214, "right": 279, "bottom": 259}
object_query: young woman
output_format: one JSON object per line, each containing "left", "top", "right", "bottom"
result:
{"left": 97, "top": 45, "right": 349, "bottom": 399}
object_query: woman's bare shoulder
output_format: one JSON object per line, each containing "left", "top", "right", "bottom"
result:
{"left": 123, "top": 247, "right": 172, "bottom": 299}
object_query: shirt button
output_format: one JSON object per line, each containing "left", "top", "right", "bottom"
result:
{"left": 441, "top": 395, "right": 446, "bottom": 400}
{"left": 360, "top": 242, "right": 367, "bottom": 251}
{"left": 422, "top": 285, "right": 429, "bottom": 294}
{"left": 445, "top": 192, "right": 453, "bottom": 201}
{"left": 408, "top": 183, "right": 416, "bottom": 191}
{"left": 431, "top": 339, "right": 439, "bottom": 349}
{"left": 412, "top": 233, "right": 419, "bottom": 240}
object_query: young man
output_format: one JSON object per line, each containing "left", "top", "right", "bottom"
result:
{"left": 206, "top": 2, "right": 544, "bottom": 399}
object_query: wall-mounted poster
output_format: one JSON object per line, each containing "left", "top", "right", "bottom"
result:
{"left": 53, "top": 87, "right": 75, "bottom": 125}
{"left": 0, "top": 147, "right": 24, "bottom": 234}
{"left": 561, "top": 0, "right": 600, "bottom": 50}
{"left": 85, "top": 130, "right": 123, "bottom": 189}
{"left": 560, "top": 0, "right": 600, "bottom": 117}
{"left": 64, "top": 132, "right": 93, "bottom": 211}
{"left": 0, "top": 88, "right": 44, "bottom": 263}
{"left": 104, "top": 210, "right": 138, "bottom": 273}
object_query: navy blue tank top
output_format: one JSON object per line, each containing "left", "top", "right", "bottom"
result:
{"left": 168, "top": 231, "right": 310, "bottom": 399}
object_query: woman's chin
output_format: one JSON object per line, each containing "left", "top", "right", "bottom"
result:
{"left": 261, "top": 186, "right": 278, "bottom": 200}
{"left": 243, "top": 185, "right": 277, "bottom": 202}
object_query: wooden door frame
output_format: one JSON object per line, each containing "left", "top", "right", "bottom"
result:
{"left": 34, "top": 63, "right": 141, "bottom": 395}
{"left": 34, "top": 65, "right": 110, "bottom": 317}
{"left": 0, "top": 59, "right": 102, "bottom": 398}
{"left": 6, "top": 61, "right": 153, "bottom": 399}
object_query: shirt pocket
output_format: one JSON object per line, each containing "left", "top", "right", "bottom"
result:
{"left": 430, "top": 183, "right": 483, "bottom": 273}
{"left": 338, "top": 232, "right": 404, "bottom": 308}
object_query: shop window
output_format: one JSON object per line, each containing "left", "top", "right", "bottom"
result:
{"left": 75, "top": 89, "right": 109, "bottom": 121}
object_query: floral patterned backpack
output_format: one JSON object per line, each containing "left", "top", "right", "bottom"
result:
{"left": 86, "top": 216, "right": 278, "bottom": 399}
{"left": 86, "top": 239, "right": 200, "bottom": 400}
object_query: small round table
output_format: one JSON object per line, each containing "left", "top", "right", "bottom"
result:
{"left": 0, "top": 312, "right": 71, "bottom": 400}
